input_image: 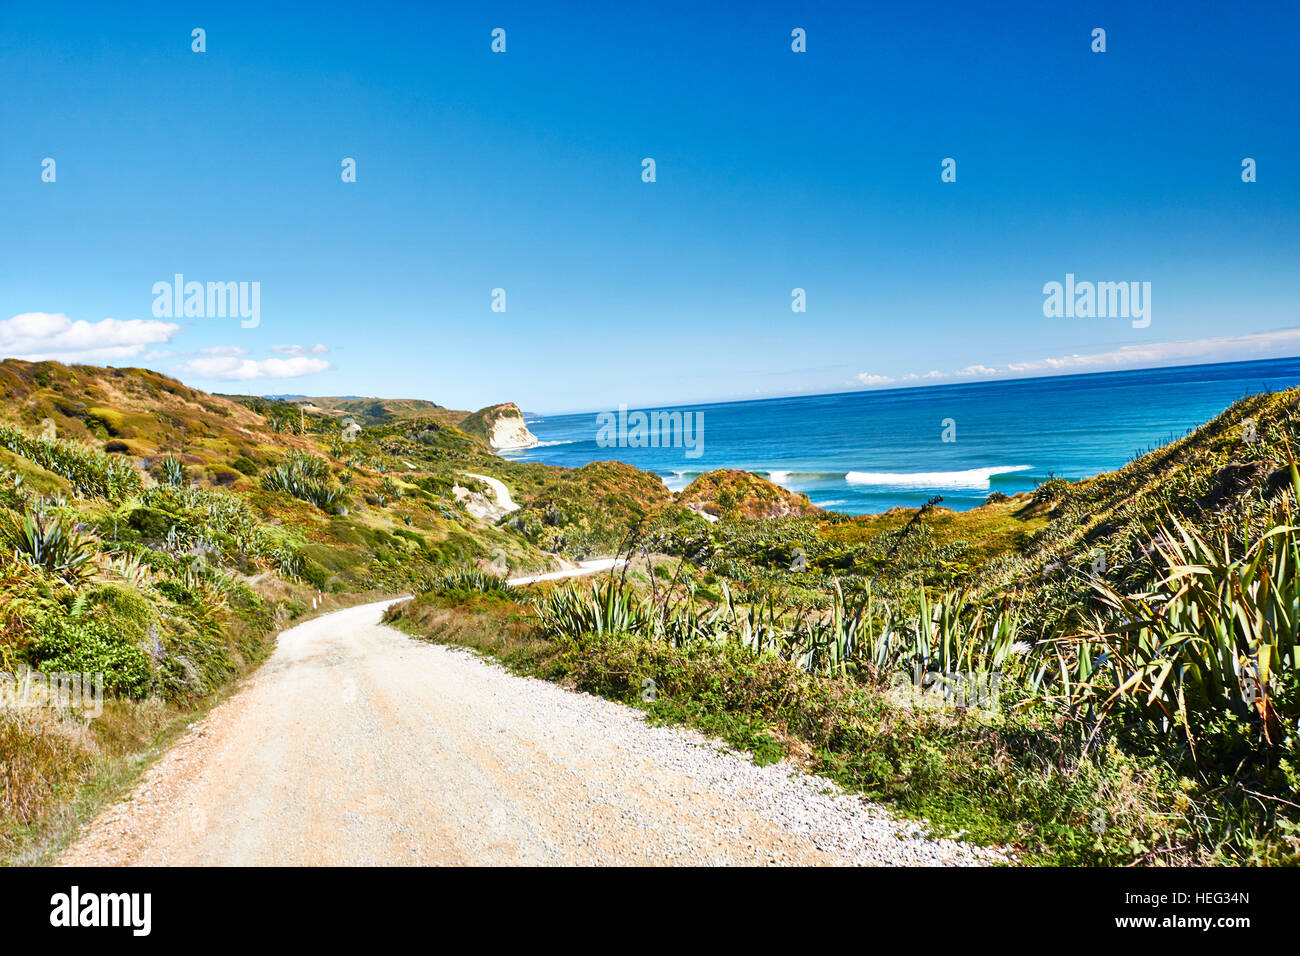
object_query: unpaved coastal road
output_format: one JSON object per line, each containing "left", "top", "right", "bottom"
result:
{"left": 61, "top": 599, "right": 1008, "bottom": 866}
{"left": 461, "top": 472, "right": 519, "bottom": 512}
{"left": 507, "top": 557, "right": 626, "bottom": 586}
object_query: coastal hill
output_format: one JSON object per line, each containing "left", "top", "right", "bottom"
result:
{"left": 0, "top": 358, "right": 551, "bottom": 590}
{"left": 678, "top": 469, "right": 822, "bottom": 519}
{"left": 267, "top": 395, "right": 468, "bottom": 428}
{"left": 269, "top": 394, "right": 541, "bottom": 451}
{"left": 459, "top": 402, "right": 538, "bottom": 450}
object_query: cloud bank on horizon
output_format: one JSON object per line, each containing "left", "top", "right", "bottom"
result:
{"left": 5, "top": 310, "right": 1300, "bottom": 398}
{"left": 0, "top": 312, "right": 178, "bottom": 365}
{"left": 0, "top": 312, "right": 332, "bottom": 382}
{"left": 854, "top": 328, "right": 1300, "bottom": 390}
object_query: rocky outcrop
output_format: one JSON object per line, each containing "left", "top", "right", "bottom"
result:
{"left": 459, "top": 403, "right": 538, "bottom": 451}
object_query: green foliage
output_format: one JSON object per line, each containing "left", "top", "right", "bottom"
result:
{"left": 229, "top": 456, "right": 259, "bottom": 477}
{"left": 262, "top": 451, "right": 350, "bottom": 513}
{"left": 1067, "top": 499, "right": 1300, "bottom": 743}
{"left": 159, "top": 455, "right": 187, "bottom": 487}
{"left": 0, "top": 424, "right": 142, "bottom": 501}
{"left": 427, "top": 567, "right": 512, "bottom": 599}
{"left": 1033, "top": 476, "right": 1071, "bottom": 505}
{"left": 0, "top": 505, "right": 97, "bottom": 583}
{"left": 20, "top": 586, "right": 154, "bottom": 697}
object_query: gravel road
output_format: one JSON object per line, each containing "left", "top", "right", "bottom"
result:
{"left": 507, "top": 558, "right": 626, "bottom": 586}
{"left": 461, "top": 472, "right": 519, "bottom": 512}
{"left": 60, "top": 599, "right": 1010, "bottom": 867}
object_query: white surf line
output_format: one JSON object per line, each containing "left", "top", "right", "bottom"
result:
{"left": 461, "top": 472, "right": 520, "bottom": 512}
{"left": 507, "top": 558, "right": 627, "bottom": 587}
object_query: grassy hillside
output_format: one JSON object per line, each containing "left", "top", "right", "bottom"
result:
{"left": 267, "top": 395, "right": 468, "bottom": 428}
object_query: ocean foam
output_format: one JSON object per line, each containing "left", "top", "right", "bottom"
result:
{"left": 844, "top": 465, "right": 1032, "bottom": 489}
{"left": 661, "top": 470, "right": 699, "bottom": 492}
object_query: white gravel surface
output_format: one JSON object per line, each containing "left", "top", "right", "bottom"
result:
{"left": 507, "top": 558, "right": 626, "bottom": 586}
{"left": 60, "top": 599, "right": 1011, "bottom": 867}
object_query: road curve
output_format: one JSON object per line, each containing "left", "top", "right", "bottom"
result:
{"left": 461, "top": 472, "right": 519, "bottom": 512}
{"left": 59, "top": 599, "right": 1008, "bottom": 867}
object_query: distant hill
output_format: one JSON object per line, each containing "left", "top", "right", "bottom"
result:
{"left": 238, "top": 395, "right": 469, "bottom": 428}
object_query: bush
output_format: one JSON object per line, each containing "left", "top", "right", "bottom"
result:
{"left": 0, "top": 506, "right": 97, "bottom": 583}
{"left": 1033, "top": 476, "right": 1071, "bottom": 505}
{"left": 261, "top": 452, "right": 349, "bottom": 513}
{"left": 159, "top": 455, "right": 187, "bottom": 487}
{"left": 22, "top": 586, "right": 154, "bottom": 698}
{"left": 424, "top": 567, "right": 512, "bottom": 598}
{"left": 0, "top": 424, "right": 142, "bottom": 501}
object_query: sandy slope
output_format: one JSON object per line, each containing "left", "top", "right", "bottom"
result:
{"left": 59, "top": 599, "right": 1007, "bottom": 867}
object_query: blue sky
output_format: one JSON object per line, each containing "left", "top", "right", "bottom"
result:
{"left": 1, "top": 0, "right": 1297, "bottom": 413}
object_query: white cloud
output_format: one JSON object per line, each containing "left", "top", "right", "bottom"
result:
{"left": 199, "top": 345, "right": 248, "bottom": 357}
{"left": 179, "top": 355, "right": 332, "bottom": 381}
{"left": 1005, "top": 327, "right": 1300, "bottom": 375}
{"left": 854, "top": 328, "right": 1300, "bottom": 391}
{"left": 0, "top": 312, "right": 180, "bottom": 363}
{"left": 270, "top": 343, "right": 329, "bottom": 356}
{"left": 854, "top": 373, "right": 895, "bottom": 386}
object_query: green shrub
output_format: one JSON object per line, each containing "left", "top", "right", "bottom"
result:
{"left": 426, "top": 567, "right": 512, "bottom": 599}
{"left": 0, "top": 506, "right": 97, "bottom": 583}
{"left": 23, "top": 587, "right": 153, "bottom": 697}
{"left": 0, "top": 424, "right": 142, "bottom": 501}
{"left": 1033, "top": 476, "right": 1071, "bottom": 505}
{"left": 262, "top": 452, "right": 349, "bottom": 513}
{"left": 159, "top": 455, "right": 187, "bottom": 487}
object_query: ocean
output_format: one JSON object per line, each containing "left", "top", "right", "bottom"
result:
{"left": 501, "top": 357, "right": 1300, "bottom": 515}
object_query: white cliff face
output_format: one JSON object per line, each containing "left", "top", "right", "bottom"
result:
{"left": 488, "top": 414, "right": 537, "bottom": 450}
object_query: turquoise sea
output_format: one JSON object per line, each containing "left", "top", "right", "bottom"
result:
{"left": 502, "top": 357, "right": 1300, "bottom": 515}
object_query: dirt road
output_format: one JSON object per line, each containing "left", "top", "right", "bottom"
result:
{"left": 507, "top": 557, "right": 625, "bottom": 586}
{"left": 461, "top": 472, "right": 518, "bottom": 512}
{"left": 60, "top": 599, "right": 1007, "bottom": 866}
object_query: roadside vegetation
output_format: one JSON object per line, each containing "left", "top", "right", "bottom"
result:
{"left": 0, "top": 359, "right": 552, "bottom": 860}
{"left": 4, "top": 355, "right": 1298, "bottom": 865}
{"left": 388, "top": 387, "right": 1300, "bottom": 865}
